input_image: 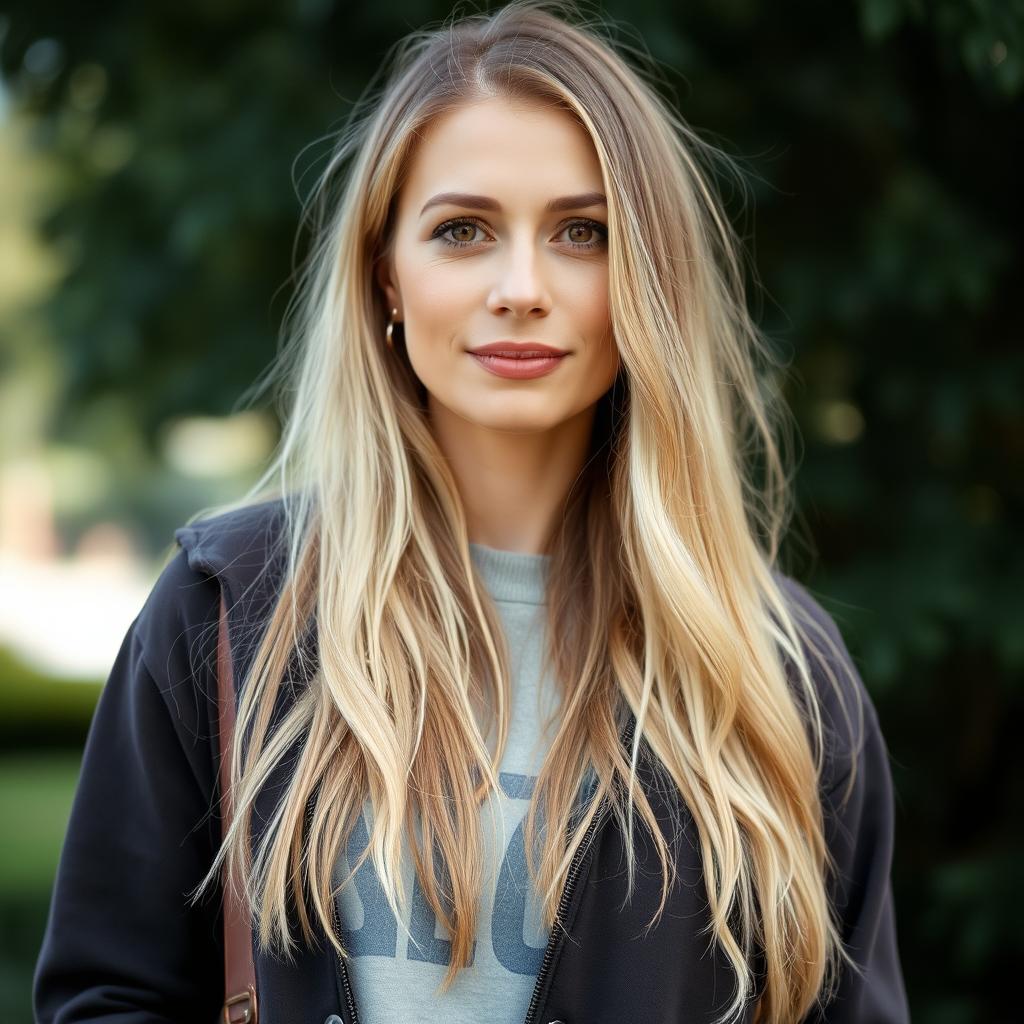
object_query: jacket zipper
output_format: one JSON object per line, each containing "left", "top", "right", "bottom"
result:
{"left": 520, "top": 786, "right": 606, "bottom": 1024}
{"left": 523, "top": 713, "right": 634, "bottom": 1024}
{"left": 330, "top": 892, "right": 361, "bottom": 1024}
{"left": 321, "top": 713, "right": 634, "bottom": 1024}
{"left": 303, "top": 793, "right": 361, "bottom": 1024}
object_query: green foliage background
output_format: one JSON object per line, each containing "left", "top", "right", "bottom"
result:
{"left": 0, "top": 1, "right": 1021, "bottom": 1021}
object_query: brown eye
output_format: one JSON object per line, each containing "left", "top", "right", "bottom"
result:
{"left": 431, "top": 218, "right": 489, "bottom": 248}
{"left": 560, "top": 218, "right": 607, "bottom": 250}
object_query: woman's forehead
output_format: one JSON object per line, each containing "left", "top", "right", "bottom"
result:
{"left": 396, "top": 97, "right": 603, "bottom": 218}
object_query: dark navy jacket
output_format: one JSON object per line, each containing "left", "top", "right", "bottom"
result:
{"left": 33, "top": 499, "right": 910, "bottom": 1023}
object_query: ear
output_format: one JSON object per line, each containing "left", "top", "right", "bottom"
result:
{"left": 375, "top": 253, "right": 401, "bottom": 315}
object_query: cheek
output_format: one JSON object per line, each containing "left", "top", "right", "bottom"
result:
{"left": 399, "top": 259, "right": 482, "bottom": 338}
{"left": 565, "top": 260, "right": 610, "bottom": 331}
{"left": 395, "top": 260, "right": 480, "bottom": 390}
{"left": 570, "top": 266, "right": 615, "bottom": 364}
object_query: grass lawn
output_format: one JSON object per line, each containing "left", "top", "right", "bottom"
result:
{"left": 0, "top": 750, "right": 82, "bottom": 1024}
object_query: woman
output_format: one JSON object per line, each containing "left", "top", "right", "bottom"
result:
{"left": 33, "top": 2, "right": 910, "bottom": 1022}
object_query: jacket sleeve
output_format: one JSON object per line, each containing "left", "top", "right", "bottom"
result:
{"left": 784, "top": 580, "right": 911, "bottom": 1023}
{"left": 33, "top": 548, "right": 226, "bottom": 1023}
{"left": 805, "top": 690, "right": 910, "bottom": 1022}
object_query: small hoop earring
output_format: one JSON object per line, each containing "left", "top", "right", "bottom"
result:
{"left": 385, "top": 307, "right": 399, "bottom": 349}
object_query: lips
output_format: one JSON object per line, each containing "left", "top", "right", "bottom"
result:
{"left": 468, "top": 341, "right": 567, "bottom": 357}
{"left": 474, "top": 350, "right": 562, "bottom": 358}
{"left": 468, "top": 346, "right": 568, "bottom": 380}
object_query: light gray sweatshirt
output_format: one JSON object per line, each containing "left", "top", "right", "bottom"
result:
{"left": 332, "top": 541, "right": 567, "bottom": 1024}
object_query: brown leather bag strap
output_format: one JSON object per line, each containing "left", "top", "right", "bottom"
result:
{"left": 216, "top": 590, "right": 259, "bottom": 1024}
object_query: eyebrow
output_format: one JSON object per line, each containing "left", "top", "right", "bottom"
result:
{"left": 419, "top": 190, "right": 607, "bottom": 217}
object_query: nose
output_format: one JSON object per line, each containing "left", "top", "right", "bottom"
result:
{"left": 486, "top": 234, "right": 552, "bottom": 318}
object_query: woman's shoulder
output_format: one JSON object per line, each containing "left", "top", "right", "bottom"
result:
{"left": 133, "top": 496, "right": 291, "bottom": 683}
{"left": 768, "top": 567, "right": 886, "bottom": 800}
{"left": 173, "top": 495, "right": 288, "bottom": 585}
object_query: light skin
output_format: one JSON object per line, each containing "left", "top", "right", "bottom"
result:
{"left": 376, "top": 95, "right": 619, "bottom": 555}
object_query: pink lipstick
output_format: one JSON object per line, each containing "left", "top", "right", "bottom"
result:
{"left": 467, "top": 341, "right": 569, "bottom": 380}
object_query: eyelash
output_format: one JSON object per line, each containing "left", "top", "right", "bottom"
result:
{"left": 430, "top": 216, "right": 608, "bottom": 251}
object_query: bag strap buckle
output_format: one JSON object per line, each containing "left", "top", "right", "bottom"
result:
{"left": 223, "top": 984, "right": 258, "bottom": 1023}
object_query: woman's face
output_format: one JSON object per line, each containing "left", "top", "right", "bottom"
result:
{"left": 377, "top": 95, "right": 619, "bottom": 435}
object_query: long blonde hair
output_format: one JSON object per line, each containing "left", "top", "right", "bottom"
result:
{"left": 186, "top": 2, "right": 864, "bottom": 1021}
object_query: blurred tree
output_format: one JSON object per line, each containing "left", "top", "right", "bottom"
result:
{"left": 0, "top": 1, "right": 1021, "bottom": 1021}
